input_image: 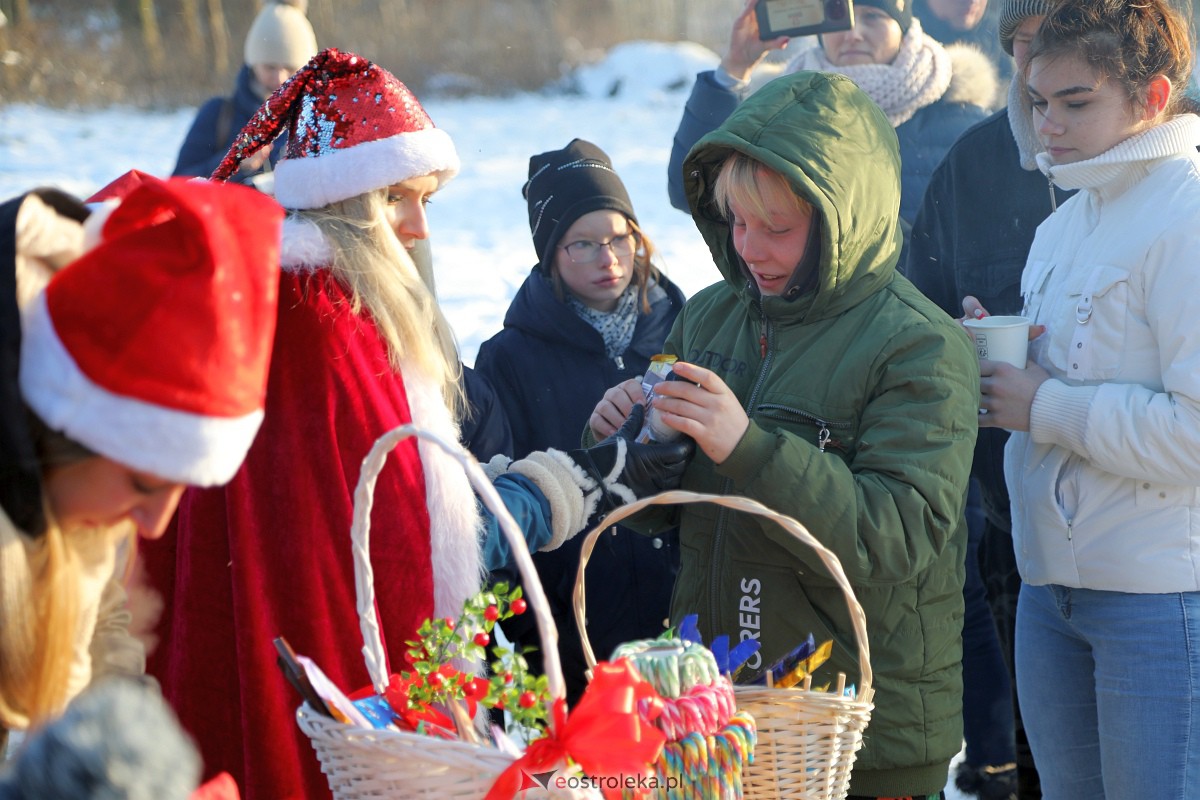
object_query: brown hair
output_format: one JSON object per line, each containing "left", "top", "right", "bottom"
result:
{"left": 548, "top": 216, "right": 664, "bottom": 315}
{"left": 1027, "top": 0, "right": 1196, "bottom": 116}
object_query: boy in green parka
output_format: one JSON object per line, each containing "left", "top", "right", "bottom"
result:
{"left": 589, "top": 71, "right": 979, "bottom": 798}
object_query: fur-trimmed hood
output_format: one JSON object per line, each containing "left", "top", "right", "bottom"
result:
{"left": 943, "top": 42, "right": 1001, "bottom": 111}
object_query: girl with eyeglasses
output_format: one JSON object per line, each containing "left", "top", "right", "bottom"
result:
{"left": 474, "top": 138, "right": 687, "bottom": 704}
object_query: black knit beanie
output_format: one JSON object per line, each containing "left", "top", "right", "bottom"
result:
{"left": 524, "top": 139, "right": 637, "bottom": 270}
{"left": 856, "top": 0, "right": 913, "bottom": 34}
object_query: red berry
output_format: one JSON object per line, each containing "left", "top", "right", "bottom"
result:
{"left": 511, "top": 598, "right": 527, "bottom": 615}
{"left": 518, "top": 691, "right": 537, "bottom": 709}
{"left": 504, "top": 672, "right": 513, "bottom": 684}
{"left": 483, "top": 605, "right": 500, "bottom": 622}
{"left": 474, "top": 632, "right": 490, "bottom": 647}
{"left": 427, "top": 672, "right": 444, "bottom": 688}
{"left": 444, "top": 617, "right": 456, "bottom": 629}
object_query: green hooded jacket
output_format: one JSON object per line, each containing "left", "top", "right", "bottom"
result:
{"left": 663, "top": 71, "right": 979, "bottom": 796}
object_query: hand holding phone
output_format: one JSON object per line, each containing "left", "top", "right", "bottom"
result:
{"left": 755, "top": 0, "right": 854, "bottom": 40}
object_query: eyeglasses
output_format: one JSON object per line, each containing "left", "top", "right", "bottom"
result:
{"left": 559, "top": 233, "right": 637, "bottom": 265}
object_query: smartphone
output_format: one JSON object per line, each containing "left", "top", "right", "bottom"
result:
{"left": 755, "top": 0, "right": 854, "bottom": 40}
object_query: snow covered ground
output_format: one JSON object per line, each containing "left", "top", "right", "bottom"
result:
{"left": 0, "top": 40, "right": 971, "bottom": 799}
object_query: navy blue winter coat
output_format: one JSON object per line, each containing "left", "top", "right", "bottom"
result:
{"left": 460, "top": 364, "right": 513, "bottom": 461}
{"left": 475, "top": 268, "right": 686, "bottom": 702}
{"left": 172, "top": 66, "right": 289, "bottom": 184}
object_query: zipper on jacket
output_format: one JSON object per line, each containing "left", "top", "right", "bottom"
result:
{"left": 710, "top": 311, "right": 777, "bottom": 628}
{"left": 1048, "top": 175, "right": 1058, "bottom": 213}
{"left": 614, "top": 355, "right": 625, "bottom": 371}
{"left": 1067, "top": 518, "right": 1073, "bottom": 540}
{"left": 755, "top": 404, "right": 852, "bottom": 453}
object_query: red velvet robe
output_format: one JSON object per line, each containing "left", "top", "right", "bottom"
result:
{"left": 142, "top": 223, "right": 483, "bottom": 800}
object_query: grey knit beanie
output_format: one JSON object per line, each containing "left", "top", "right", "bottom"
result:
{"left": 999, "top": 0, "right": 1051, "bottom": 55}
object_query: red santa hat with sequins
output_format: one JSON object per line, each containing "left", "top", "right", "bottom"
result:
{"left": 18, "top": 174, "right": 284, "bottom": 486}
{"left": 212, "top": 48, "right": 459, "bottom": 209}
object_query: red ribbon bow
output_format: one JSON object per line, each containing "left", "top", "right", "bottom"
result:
{"left": 485, "top": 659, "right": 665, "bottom": 800}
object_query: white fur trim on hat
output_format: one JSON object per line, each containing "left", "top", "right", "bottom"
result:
{"left": 273, "top": 127, "right": 459, "bottom": 209}
{"left": 19, "top": 293, "right": 263, "bottom": 487}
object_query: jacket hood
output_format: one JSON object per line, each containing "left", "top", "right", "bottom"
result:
{"left": 682, "top": 71, "right": 902, "bottom": 321}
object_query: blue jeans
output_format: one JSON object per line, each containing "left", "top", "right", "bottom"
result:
{"left": 1016, "top": 583, "right": 1200, "bottom": 799}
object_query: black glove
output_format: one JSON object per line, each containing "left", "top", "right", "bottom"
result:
{"left": 567, "top": 404, "right": 694, "bottom": 511}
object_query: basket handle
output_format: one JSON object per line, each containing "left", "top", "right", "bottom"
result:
{"left": 350, "top": 425, "right": 564, "bottom": 703}
{"left": 571, "top": 490, "right": 872, "bottom": 698}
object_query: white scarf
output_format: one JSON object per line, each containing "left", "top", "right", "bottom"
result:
{"left": 787, "top": 19, "right": 951, "bottom": 126}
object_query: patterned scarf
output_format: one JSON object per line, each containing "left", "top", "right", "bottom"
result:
{"left": 787, "top": 19, "right": 951, "bottom": 127}
{"left": 568, "top": 284, "right": 640, "bottom": 361}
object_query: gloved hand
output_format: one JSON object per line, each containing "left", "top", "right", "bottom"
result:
{"left": 501, "top": 405, "right": 694, "bottom": 552}
{"left": 566, "top": 404, "right": 694, "bottom": 510}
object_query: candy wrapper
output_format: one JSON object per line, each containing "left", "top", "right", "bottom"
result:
{"left": 637, "top": 354, "right": 683, "bottom": 443}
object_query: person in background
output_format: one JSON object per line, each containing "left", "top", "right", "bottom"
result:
{"left": 0, "top": 176, "right": 282, "bottom": 751}
{"left": 979, "top": 0, "right": 1200, "bottom": 796}
{"left": 597, "top": 68, "right": 978, "bottom": 799}
{"left": 666, "top": 0, "right": 997, "bottom": 252}
{"left": 475, "top": 138, "right": 686, "bottom": 704}
{"left": 171, "top": 0, "right": 317, "bottom": 190}
{"left": 915, "top": 0, "right": 1009, "bottom": 81}
{"left": 903, "top": 2, "right": 1062, "bottom": 796}
{"left": 142, "top": 49, "right": 691, "bottom": 800}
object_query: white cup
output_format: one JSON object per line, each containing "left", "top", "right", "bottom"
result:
{"left": 963, "top": 315, "right": 1031, "bottom": 369}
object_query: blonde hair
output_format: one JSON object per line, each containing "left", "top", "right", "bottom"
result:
{"left": 297, "top": 189, "right": 464, "bottom": 415}
{"left": 712, "top": 152, "right": 813, "bottom": 225}
{"left": 0, "top": 421, "right": 130, "bottom": 729}
{"left": 548, "top": 217, "right": 664, "bottom": 315}
{"left": 0, "top": 511, "right": 77, "bottom": 729}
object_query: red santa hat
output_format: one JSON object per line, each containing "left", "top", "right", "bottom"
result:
{"left": 19, "top": 175, "right": 284, "bottom": 486}
{"left": 85, "top": 168, "right": 157, "bottom": 204}
{"left": 212, "top": 48, "right": 459, "bottom": 210}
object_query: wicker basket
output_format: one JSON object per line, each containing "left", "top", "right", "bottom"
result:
{"left": 294, "top": 424, "right": 587, "bottom": 799}
{"left": 571, "top": 491, "right": 875, "bottom": 800}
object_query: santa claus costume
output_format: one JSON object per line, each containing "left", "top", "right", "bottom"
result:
{"left": 141, "top": 51, "right": 489, "bottom": 800}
